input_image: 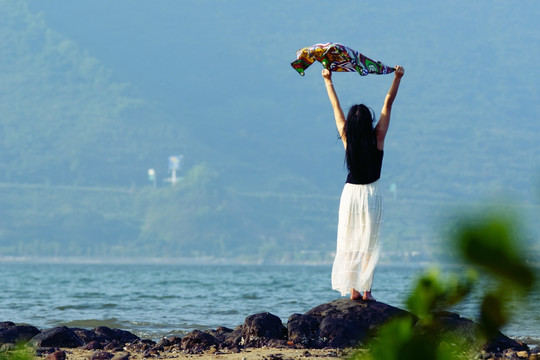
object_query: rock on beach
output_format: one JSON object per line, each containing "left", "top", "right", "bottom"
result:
{"left": 0, "top": 321, "right": 40, "bottom": 344}
{"left": 31, "top": 326, "right": 85, "bottom": 348}
{"left": 0, "top": 299, "right": 536, "bottom": 359}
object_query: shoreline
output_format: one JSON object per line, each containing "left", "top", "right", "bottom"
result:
{"left": 2, "top": 299, "right": 538, "bottom": 360}
{"left": 2, "top": 255, "right": 514, "bottom": 267}
{"left": 2, "top": 256, "right": 538, "bottom": 268}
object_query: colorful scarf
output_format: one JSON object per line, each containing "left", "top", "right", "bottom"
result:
{"left": 291, "top": 42, "right": 395, "bottom": 77}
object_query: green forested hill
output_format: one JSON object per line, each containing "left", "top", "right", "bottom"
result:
{"left": 0, "top": 0, "right": 203, "bottom": 186}
{"left": 0, "top": 0, "right": 538, "bottom": 262}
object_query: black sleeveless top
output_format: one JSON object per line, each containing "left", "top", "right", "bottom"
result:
{"left": 346, "top": 148, "right": 384, "bottom": 185}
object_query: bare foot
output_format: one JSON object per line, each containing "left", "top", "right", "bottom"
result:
{"left": 362, "top": 291, "right": 376, "bottom": 301}
{"left": 350, "top": 288, "right": 361, "bottom": 300}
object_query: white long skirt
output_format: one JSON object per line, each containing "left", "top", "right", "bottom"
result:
{"left": 331, "top": 180, "right": 383, "bottom": 296}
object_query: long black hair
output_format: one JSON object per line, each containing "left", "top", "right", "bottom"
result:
{"left": 343, "top": 104, "right": 378, "bottom": 175}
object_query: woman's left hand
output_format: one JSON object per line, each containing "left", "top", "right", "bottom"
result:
{"left": 394, "top": 66, "right": 405, "bottom": 78}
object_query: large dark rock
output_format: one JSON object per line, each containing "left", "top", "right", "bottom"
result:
{"left": 298, "top": 300, "right": 528, "bottom": 352}
{"left": 153, "top": 336, "right": 182, "bottom": 352}
{"left": 306, "top": 298, "right": 413, "bottom": 332}
{"left": 206, "top": 326, "right": 234, "bottom": 344}
{"left": 421, "top": 311, "right": 483, "bottom": 349}
{"left": 72, "top": 328, "right": 99, "bottom": 343}
{"left": 220, "top": 328, "right": 243, "bottom": 349}
{"left": 71, "top": 326, "right": 139, "bottom": 347}
{"left": 124, "top": 338, "right": 157, "bottom": 353}
{"left": 300, "top": 298, "right": 413, "bottom": 348}
{"left": 93, "top": 326, "right": 140, "bottom": 344}
{"left": 180, "top": 330, "right": 218, "bottom": 353}
{"left": 287, "top": 314, "right": 320, "bottom": 348}
{"left": 484, "top": 333, "right": 529, "bottom": 353}
{"left": 31, "top": 326, "right": 85, "bottom": 348}
{"left": 421, "top": 311, "right": 529, "bottom": 353}
{"left": 318, "top": 316, "right": 366, "bottom": 348}
{"left": 240, "top": 312, "right": 287, "bottom": 347}
{"left": 0, "top": 322, "right": 41, "bottom": 344}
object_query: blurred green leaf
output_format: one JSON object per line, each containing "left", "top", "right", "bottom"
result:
{"left": 406, "top": 269, "right": 475, "bottom": 323}
{"left": 479, "top": 293, "right": 508, "bottom": 339}
{"left": 456, "top": 216, "right": 535, "bottom": 291}
{"left": 352, "top": 317, "right": 436, "bottom": 360}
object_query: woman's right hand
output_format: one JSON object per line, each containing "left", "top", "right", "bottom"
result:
{"left": 322, "top": 69, "right": 332, "bottom": 81}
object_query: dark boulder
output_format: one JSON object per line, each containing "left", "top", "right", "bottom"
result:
{"left": 73, "top": 328, "right": 100, "bottom": 343}
{"left": 152, "top": 337, "right": 170, "bottom": 351}
{"left": 220, "top": 328, "right": 243, "bottom": 349}
{"left": 240, "top": 312, "right": 287, "bottom": 347}
{"left": 0, "top": 322, "right": 40, "bottom": 344}
{"left": 93, "top": 326, "right": 140, "bottom": 344}
{"left": 307, "top": 298, "right": 412, "bottom": 332}
{"left": 318, "top": 316, "right": 366, "bottom": 348}
{"left": 483, "top": 332, "right": 529, "bottom": 353}
{"left": 72, "top": 326, "right": 139, "bottom": 349}
{"left": 103, "top": 339, "right": 124, "bottom": 351}
{"left": 287, "top": 314, "right": 320, "bottom": 348}
{"left": 205, "top": 326, "right": 245, "bottom": 351}
{"left": 154, "top": 336, "right": 181, "bottom": 351}
{"left": 301, "top": 300, "right": 528, "bottom": 352}
{"left": 180, "top": 330, "right": 218, "bottom": 353}
{"left": 423, "top": 311, "right": 529, "bottom": 353}
{"left": 207, "top": 326, "right": 234, "bottom": 344}
{"left": 124, "top": 338, "right": 156, "bottom": 353}
{"left": 31, "top": 326, "right": 84, "bottom": 348}
{"left": 303, "top": 298, "right": 412, "bottom": 348}
{"left": 413, "top": 311, "right": 482, "bottom": 348}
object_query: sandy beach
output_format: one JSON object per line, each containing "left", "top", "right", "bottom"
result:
{"left": 58, "top": 347, "right": 350, "bottom": 360}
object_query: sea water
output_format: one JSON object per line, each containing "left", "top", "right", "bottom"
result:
{"left": 0, "top": 263, "right": 538, "bottom": 344}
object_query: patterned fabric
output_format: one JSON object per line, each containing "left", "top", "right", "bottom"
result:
{"left": 291, "top": 42, "right": 395, "bottom": 77}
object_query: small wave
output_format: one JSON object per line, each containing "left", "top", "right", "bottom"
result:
{"left": 56, "top": 305, "right": 90, "bottom": 311}
{"left": 101, "top": 303, "right": 118, "bottom": 309}
{"left": 59, "top": 318, "right": 127, "bottom": 329}
{"left": 136, "top": 294, "right": 179, "bottom": 300}
{"left": 72, "top": 292, "right": 103, "bottom": 298}
{"left": 277, "top": 300, "right": 300, "bottom": 305}
{"left": 55, "top": 303, "right": 117, "bottom": 310}
{"left": 214, "top": 309, "right": 240, "bottom": 315}
{"left": 513, "top": 336, "right": 540, "bottom": 346}
{"left": 241, "top": 293, "right": 260, "bottom": 300}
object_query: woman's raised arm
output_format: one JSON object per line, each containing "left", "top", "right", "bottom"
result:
{"left": 375, "top": 65, "right": 405, "bottom": 150}
{"left": 322, "top": 69, "right": 347, "bottom": 149}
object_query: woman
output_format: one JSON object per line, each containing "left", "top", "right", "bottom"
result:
{"left": 322, "top": 65, "right": 404, "bottom": 301}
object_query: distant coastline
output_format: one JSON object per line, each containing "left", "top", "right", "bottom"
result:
{"left": 1, "top": 256, "right": 538, "bottom": 269}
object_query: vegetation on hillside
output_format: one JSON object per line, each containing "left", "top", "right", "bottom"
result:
{"left": 0, "top": 0, "right": 538, "bottom": 261}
